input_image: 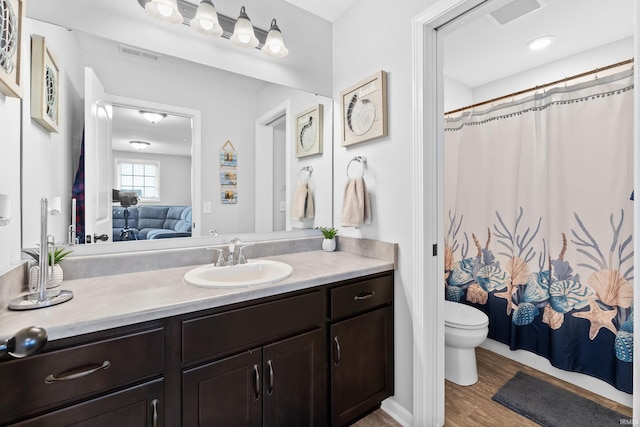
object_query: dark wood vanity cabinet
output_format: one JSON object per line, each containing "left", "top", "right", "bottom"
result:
{"left": 0, "top": 325, "right": 165, "bottom": 426}
{"left": 329, "top": 274, "right": 394, "bottom": 426}
{"left": 0, "top": 271, "right": 393, "bottom": 427}
{"left": 183, "top": 328, "right": 324, "bottom": 426}
{"left": 181, "top": 291, "right": 326, "bottom": 426}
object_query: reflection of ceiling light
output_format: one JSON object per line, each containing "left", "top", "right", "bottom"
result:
{"left": 527, "top": 35, "right": 554, "bottom": 51}
{"left": 140, "top": 111, "right": 167, "bottom": 124}
{"left": 130, "top": 140, "right": 151, "bottom": 150}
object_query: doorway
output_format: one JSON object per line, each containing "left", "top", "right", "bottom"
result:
{"left": 411, "top": 0, "right": 639, "bottom": 424}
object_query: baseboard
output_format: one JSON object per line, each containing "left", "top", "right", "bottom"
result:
{"left": 381, "top": 397, "right": 413, "bottom": 427}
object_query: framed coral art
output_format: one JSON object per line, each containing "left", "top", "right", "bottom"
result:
{"left": 31, "top": 34, "right": 60, "bottom": 133}
{"left": 341, "top": 70, "right": 387, "bottom": 147}
{"left": 0, "top": 0, "right": 24, "bottom": 98}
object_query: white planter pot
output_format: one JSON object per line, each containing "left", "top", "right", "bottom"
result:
{"left": 29, "top": 264, "right": 64, "bottom": 290}
{"left": 322, "top": 238, "right": 336, "bottom": 252}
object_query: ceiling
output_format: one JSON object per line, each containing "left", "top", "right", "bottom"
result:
{"left": 289, "top": 0, "right": 634, "bottom": 89}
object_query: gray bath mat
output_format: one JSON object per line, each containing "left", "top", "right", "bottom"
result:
{"left": 492, "top": 371, "right": 630, "bottom": 426}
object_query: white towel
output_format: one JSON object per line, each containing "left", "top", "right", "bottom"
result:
{"left": 291, "top": 182, "right": 314, "bottom": 221}
{"left": 341, "top": 177, "right": 371, "bottom": 227}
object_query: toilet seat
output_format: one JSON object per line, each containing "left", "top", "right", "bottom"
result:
{"left": 444, "top": 300, "right": 489, "bottom": 330}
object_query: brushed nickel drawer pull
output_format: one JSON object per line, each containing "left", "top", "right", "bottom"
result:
{"left": 267, "top": 360, "right": 274, "bottom": 395}
{"left": 151, "top": 398, "right": 159, "bottom": 427}
{"left": 45, "top": 360, "right": 111, "bottom": 384}
{"left": 253, "top": 364, "right": 260, "bottom": 400}
{"left": 354, "top": 291, "right": 375, "bottom": 301}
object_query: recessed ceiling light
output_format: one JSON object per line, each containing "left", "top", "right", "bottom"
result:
{"left": 527, "top": 35, "right": 554, "bottom": 51}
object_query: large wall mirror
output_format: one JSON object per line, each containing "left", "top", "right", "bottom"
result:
{"left": 21, "top": 15, "right": 333, "bottom": 255}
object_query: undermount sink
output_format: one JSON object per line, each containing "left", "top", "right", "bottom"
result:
{"left": 184, "top": 260, "right": 293, "bottom": 289}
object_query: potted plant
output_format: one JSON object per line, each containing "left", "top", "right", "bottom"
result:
{"left": 22, "top": 247, "right": 72, "bottom": 289}
{"left": 317, "top": 226, "right": 338, "bottom": 252}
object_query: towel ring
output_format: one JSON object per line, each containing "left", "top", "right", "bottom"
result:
{"left": 299, "top": 166, "right": 313, "bottom": 183}
{"left": 347, "top": 156, "right": 367, "bottom": 178}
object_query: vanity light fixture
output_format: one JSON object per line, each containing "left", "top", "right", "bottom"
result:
{"left": 229, "top": 6, "right": 259, "bottom": 48}
{"left": 262, "top": 19, "right": 289, "bottom": 58}
{"left": 138, "top": 0, "right": 288, "bottom": 58}
{"left": 190, "top": 0, "right": 223, "bottom": 37}
{"left": 139, "top": 110, "right": 167, "bottom": 124}
{"left": 527, "top": 35, "right": 554, "bottom": 51}
{"left": 130, "top": 140, "right": 151, "bottom": 151}
{"left": 144, "top": 0, "right": 183, "bottom": 24}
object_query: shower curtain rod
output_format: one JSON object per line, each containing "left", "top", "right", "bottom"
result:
{"left": 445, "top": 58, "right": 634, "bottom": 116}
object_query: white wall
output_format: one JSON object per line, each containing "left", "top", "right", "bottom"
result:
{"left": 333, "top": 0, "right": 440, "bottom": 420}
{"left": 21, "top": 19, "right": 84, "bottom": 248}
{"left": 112, "top": 150, "right": 191, "bottom": 206}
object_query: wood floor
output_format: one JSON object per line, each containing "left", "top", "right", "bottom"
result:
{"left": 445, "top": 347, "right": 633, "bottom": 426}
{"left": 355, "top": 346, "right": 632, "bottom": 426}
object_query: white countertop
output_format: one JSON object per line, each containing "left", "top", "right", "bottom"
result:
{"left": 0, "top": 251, "right": 393, "bottom": 341}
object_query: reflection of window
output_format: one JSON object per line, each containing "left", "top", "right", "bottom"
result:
{"left": 115, "top": 159, "right": 160, "bottom": 201}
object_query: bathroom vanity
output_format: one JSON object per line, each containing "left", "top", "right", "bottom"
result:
{"left": 0, "top": 249, "right": 394, "bottom": 426}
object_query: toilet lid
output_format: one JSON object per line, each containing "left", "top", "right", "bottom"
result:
{"left": 444, "top": 300, "right": 489, "bottom": 329}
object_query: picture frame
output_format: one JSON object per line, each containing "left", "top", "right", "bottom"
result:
{"left": 220, "top": 170, "right": 237, "bottom": 186}
{"left": 0, "top": 0, "right": 25, "bottom": 98}
{"left": 219, "top": 140, "right": 237, "bottom": 167}
{"left": 221, "top": 189, "right": 238, "bottom": 204}
{"left": 295, "top": 104, "right": 323, "bottom": 157}
{"left": 31, "top": 34, "right": 60, "bottom": 133}
{"left": 340, "top": 70, "right": 388, "bottom": 147}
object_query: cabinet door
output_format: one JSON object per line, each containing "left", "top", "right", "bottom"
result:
{"left": 10, "top": 379, "right": 163, "bottom": 427}
{"left": 183, "top": 349, "right": 262, "bottom": 427}
{"left": 330, "top": 307, "right": 394, "bottom": 426}
{"left": 263, "top": 328, "right": 325, "bottom": 427}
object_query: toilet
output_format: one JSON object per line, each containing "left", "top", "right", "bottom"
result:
{"left": 444, "top": 300, "right": 489, "bottom": 386}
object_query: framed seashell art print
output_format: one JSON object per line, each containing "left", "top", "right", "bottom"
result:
{"left": 31, "top": 34, "right": 60, "bottom": 133}
{"left": 340, "top": 70, "right": 387, "bottom": 147}
{"left": 0, "top": 0, "right": 24, "bottom": 98}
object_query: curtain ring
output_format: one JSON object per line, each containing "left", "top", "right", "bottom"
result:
{"left": 347, "top": 156, "right": 367, "bottom": 178}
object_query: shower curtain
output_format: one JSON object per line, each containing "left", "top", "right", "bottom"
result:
{"left": 444, "top": 69, "right": 634, "bottom": 393}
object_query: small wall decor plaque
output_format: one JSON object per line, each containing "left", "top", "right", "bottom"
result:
{"left": 219, "top": 140, "right": 237, "bottom": 167}
{"left": 0, "top": 0, "right": 24, "bottom": 98}
{"left": 31, "top": 34, "right": 60, "bottom": 133}
{"left": 340, "top": 70, "right": 387, "bottom": 147}
{"left": 221, "top": 188, "right": 238, "bottom": 204}
{"left": 295, "top": 104, "right": 323, "bottom": 157}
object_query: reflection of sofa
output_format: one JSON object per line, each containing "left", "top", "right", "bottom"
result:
{"left": 112, "top": 205, "right": 192, "bottom": 241}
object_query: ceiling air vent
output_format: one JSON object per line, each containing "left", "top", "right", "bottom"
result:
{"left": 118, "top": 45, "right": 161, "bottom": 62}
{"left": 488, "top": 0, "right": 544, "bottom": 25}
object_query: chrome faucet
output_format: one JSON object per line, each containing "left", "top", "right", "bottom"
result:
{"left": 227, "top": 237, "right": 239, "bottom": 266}
{"left": 226, "top": 237, "right": 248, "bottom": 266}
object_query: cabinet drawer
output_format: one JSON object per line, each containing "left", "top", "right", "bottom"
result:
{"left": 182, "top": 291, "right": 323, "bottom": 365}
{"left": 330, "top": 274, "right": 393, "bottom": 320}
{"left": 0, "top": 327, "right": 164, "bottom": 424}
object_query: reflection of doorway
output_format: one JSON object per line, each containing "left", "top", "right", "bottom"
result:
{"left": 272, "top": 117, "right": 287, "bottom": 232}
{"left": 411, "top": 0, "right": 638, "bottom": 424}
{"left": 255, "top": 101, "right": 291, "bottom": 233}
